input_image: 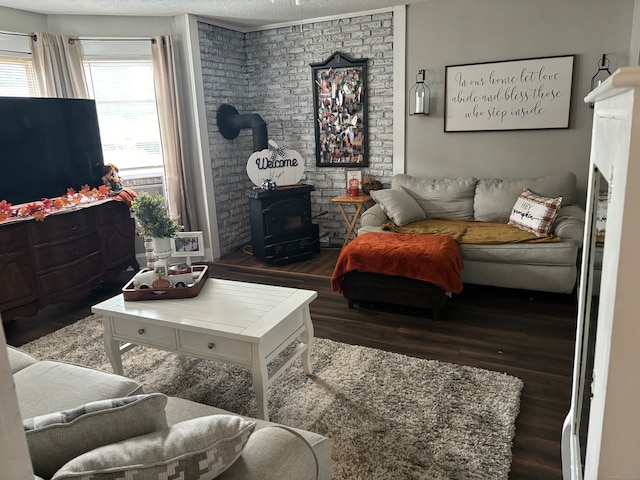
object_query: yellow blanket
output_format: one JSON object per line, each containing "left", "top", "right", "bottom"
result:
{"left": 381, "top": 218, "right": 560, "bottom": 244}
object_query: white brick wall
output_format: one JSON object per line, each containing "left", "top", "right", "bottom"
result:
{"left": 199, "top": 12, "right": 394, "bottom": 255}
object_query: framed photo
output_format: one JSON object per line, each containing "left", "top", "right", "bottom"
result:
{"left": 311, "top": 51, "right": 368, "bottom": 167}
{"left": 171, "top": 231, "right": 204, "bottom": 257}
{"left": 345, "top": 169, "right": 363, "bottom": 193}
{"left": 444, "top": 55, "right": 574, "bottom": 132}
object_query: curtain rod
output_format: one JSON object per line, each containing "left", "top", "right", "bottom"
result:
{"left": 0, "top": 49, "right": 31, "bottom": 55}
{"left": 80, "top": 37, "right": 153, "bottom": 42}
{"left": 0, "top": 31, "right": 153, "bottom": 42}
{"left": 0, "top": 31, "right": 35, "bottom": 40}
{"left": 0, "top": 31, "right": 77, "bottom": 43}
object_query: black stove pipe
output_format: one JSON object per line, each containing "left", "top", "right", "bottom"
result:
{"left": 216, "top": 103, "right": 268, "bottom": 152}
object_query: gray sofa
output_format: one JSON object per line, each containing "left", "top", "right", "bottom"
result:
{"left": 8, "top": 346, "right": 331, "bottom": 480}
{"left": 359, "top": 172, "right": 585, "bottom": 294}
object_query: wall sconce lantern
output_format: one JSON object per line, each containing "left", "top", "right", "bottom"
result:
{"left": 589, "top": 54, "right": 611, "bottom": 108}
{"left": 410, "top": 69, "right": 430, "bottom": 115}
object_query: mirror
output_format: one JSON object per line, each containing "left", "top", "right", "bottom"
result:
{"left": 564, "top": 166, "right": 607, "bottom": 478}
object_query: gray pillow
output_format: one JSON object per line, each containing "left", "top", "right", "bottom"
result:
{"left": 370, "top": 186, "right": 426, "bottom": 226}
{"left": 474, "top": 172, "right": 576, "bottom": 222}
{"left": 51, "top": 415, "right": 256, "bottom": 480}
{"left": 25, "top": 394, "right": 168, "bottom": 479}
{"left": 392, "top": 174, "right": 477, "bottom": 219}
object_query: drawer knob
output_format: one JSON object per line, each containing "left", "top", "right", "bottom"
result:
{"left": 137, "top": 328, "right": 145, "bottom": 335}
{"left": 207, "top": 342, "right": 215, "bottom": 349}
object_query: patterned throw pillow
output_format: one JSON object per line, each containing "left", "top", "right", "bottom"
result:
{"left": 25, "top": 394, "right": 168, "bottom": 480}
{"left": 508, "top": 188, "right": 562, "bottom": 237}
{"left": 51, "top": 415, "right": 256, "bottom": 480}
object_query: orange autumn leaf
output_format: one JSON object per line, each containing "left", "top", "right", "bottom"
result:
{"left": 25, "top": 203, "right": 41, "bottom": 215}
{"left": 0, "top": 200, "right": 12, "bottom": 215}
{"left": 33, "top": 211, "right": 46, "bottom": 222}
{"left": 0, "top": 212, "right": 8, "bottom": 222}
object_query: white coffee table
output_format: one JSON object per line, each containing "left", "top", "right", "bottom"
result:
{"left": 91, "top": 278, "right": 317, "bottom": 421}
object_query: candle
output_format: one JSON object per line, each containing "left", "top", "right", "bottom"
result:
{"left": 415, "top": 90, "right": 424, "bottom": 114}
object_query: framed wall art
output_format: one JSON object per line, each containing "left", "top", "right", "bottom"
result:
{"left": 345, "top": 168, "right": 363, "bottom": 193}
{"left": 171, "top": 231, "right": 204, "bottom": 257}
{"left": 444, "top": 55, "right": 574, "bottom": 132}
{"left": 311, "top": 51, "right": 368, "bottom": 167}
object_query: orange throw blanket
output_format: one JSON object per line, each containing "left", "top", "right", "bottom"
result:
{"left": 331, "top": 233, "right": 464, "bottom": 294}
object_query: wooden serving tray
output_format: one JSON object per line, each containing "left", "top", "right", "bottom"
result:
{"left": 122, "top": 265, "right": 208, "bottom": 301}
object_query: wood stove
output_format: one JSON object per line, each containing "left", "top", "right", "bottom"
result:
{"left": 247, "top": 184, "right": 320, "bottom": 265}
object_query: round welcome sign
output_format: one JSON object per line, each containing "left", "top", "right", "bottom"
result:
{"left": 247, "top": 140, "right": 305, "bottom": 188}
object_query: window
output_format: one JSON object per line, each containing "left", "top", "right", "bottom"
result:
{"left": 84, "top": 60, "right": 163, "bottom": 178}
{"left": 0, "top": 56, "right": 39, "bottom": 96}
{"left": 81, "top": 39, "right": 165, "bottom": 192}
{"left": 0, "top": 33, "right": 39, "bottom": 97}
{"left": 0, "top": 35, "right": 166, "bottom": 196}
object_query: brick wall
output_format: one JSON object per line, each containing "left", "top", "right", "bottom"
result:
{"left": 198, "top": 24, "right": 253, "bottom": 254}
{"left": 199, "top": 12, "right": 394, "bottom": 255}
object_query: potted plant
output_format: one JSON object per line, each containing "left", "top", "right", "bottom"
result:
{"left": 131, "top": 192, "right": 182, "bottom": 255}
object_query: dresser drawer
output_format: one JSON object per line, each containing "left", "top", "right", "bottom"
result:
{"left": 33, "top": 232, "right": 100, "bottom": 272}
{"left": 179, "top": 331, "right": 251, "bottom": 364}
{"left": 35, "top": 252, "right": 103, "bottom": 296}
{"left": 29, "top": 208, "right": 96, "bottom": 245}
{"left": 113, "top": 318, "right": 177, "bottom": 349}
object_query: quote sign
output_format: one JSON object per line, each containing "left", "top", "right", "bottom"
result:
{"left": 445, "top": 55, "right": 574, "bottom": 132}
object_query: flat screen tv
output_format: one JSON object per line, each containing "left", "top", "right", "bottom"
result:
{"left": 0, "top": 96, "right": 105, "bottom": 205}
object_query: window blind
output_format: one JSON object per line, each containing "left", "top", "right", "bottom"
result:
{"left": 0, "top": 55, "right": 39, "bottom": 97}
{"left": 84, "top": 59, "right": 164, "bottom": 177}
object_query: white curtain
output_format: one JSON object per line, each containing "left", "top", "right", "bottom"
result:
{"left": 29, "top": 32, "right": 88, "bottom": 98}
{"left": 151, "top": 35, "right": 196, "bottom": 231}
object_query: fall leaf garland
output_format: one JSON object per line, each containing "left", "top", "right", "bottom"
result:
{"left": 0, "top": 184, "right": 111, "bottom": 223}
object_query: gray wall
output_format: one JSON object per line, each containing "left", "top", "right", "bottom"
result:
{"left": 404, "top": 0, "right": 634, "bottom": 204}
{"left": 199, "top": 12, "right": 395, "bottom": 254}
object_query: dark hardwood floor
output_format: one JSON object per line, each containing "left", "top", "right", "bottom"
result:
{"left": 3, "top": 246, "right": 577, "bottom": 479}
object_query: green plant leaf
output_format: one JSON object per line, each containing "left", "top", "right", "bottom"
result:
{"left": 131, "top": 192, "right": 182, "bottom": 238}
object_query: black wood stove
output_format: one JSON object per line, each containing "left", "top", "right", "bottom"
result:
{"left": 246, "top": 184, "right": 320, "bottom": 266}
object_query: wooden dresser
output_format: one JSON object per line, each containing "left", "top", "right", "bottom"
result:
{"left": 0, "top": 200, "right": 138, "bottom": 322}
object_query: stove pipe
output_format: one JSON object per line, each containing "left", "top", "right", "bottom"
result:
{"left": 216, "top": 104, "right": 268, "bottom": 152}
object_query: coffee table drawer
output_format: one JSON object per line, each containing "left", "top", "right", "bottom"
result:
{"left": 112, "top": 319, "right": 176, "bottom": 348}
{"left": 179, "top": 331, "right": 251, "bottom": 364}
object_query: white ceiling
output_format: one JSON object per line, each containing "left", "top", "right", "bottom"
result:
{"left": 0, "top": 0, "right": 428, "bottom": 30}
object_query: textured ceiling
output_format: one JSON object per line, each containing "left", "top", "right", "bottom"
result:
{"left": 0, "top": 0, "right": 428, "bottom": 30}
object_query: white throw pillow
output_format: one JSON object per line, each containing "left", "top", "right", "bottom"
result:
{"left": 370, "top": 186, "right": 426, "bottom": 226}
{"left": 52, "top": 415, "right": 256, "bottom": 480}
{"left": 508, "top": 188, "right": 562, "bottom": 237}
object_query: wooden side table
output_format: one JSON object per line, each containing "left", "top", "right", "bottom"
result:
{"left": 331, "top": 193, "right": 372, "bottom": 248}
